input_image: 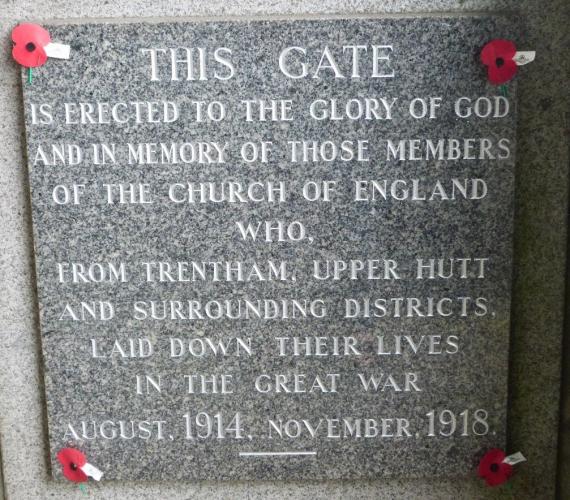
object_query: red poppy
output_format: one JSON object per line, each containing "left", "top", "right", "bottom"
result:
{"left": 11, "top": 23, "right": 51, "bottom": 68}
{"left": 480, "top": 39, "right": 517, "bottom": 85}
{"left": 478, "top": 448, "right": 513, "bottom": 487}
{"left": 56, "top": 448, "right": 88, "bottom": 483}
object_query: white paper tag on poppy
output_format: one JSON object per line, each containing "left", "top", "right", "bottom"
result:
{"left": 502, "top": 452, "right": 526, "bottom": 465}
{"left": 44, "top": 42, "right": 70, "bottom": 60}
{"left": 513, "top": 51, "right": 536, "bottom": 66}
{"left": 79, "top": 462, "right": 103, "bottom": 481}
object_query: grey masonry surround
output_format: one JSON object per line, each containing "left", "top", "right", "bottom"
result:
{"left": 0, "top": 1, "right": 569, "bottom": 499}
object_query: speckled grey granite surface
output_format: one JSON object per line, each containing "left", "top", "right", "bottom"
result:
{"left": 20, "top": 17, "right": 517, "bottom": 481}
{"left": 0, "top": 1, "right": 568, "bottom": 499}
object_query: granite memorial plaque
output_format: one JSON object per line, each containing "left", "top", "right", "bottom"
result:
{"left": 21, "top": 16, "right": 517, "bottom": 480}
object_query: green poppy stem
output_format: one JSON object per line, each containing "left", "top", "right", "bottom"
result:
{"left": 79, "top": 483, "right": 88, "bottom": 494}
{"left": 500, "top": 84, "right": 508, "bottom": 97}
{"left": 505, "top": 480, "right": 515, "bottom": 499}
{"left": 27, "top": 67, "right": 32, "bottom": 84}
